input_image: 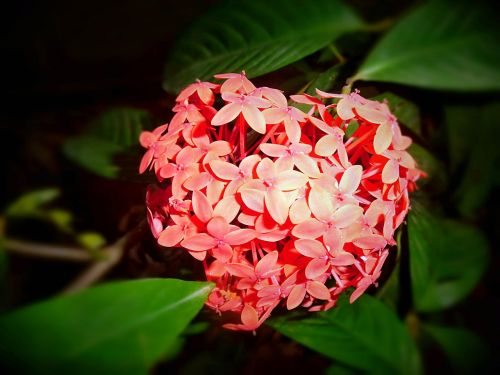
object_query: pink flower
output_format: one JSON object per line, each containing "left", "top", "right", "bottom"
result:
{"left": 139, "top": 73, "right": 423, "bottom": 331}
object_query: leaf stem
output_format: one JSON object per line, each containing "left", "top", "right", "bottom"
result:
{"left": 4, "top": 239, "right": 92, "bottom": 262}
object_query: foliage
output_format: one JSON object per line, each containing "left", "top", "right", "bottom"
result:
{"left": 0, "top": 279, "right": 213, "bottom": 374}
{"left": 2, "top": 0, "right": 497, "bottom": 373}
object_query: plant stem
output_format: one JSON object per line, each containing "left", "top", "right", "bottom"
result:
{"left": 4, "top": 239, "right": 92, "bottom": 262}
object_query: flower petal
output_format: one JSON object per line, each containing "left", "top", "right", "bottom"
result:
{"left": 292, "top": 219, "right": 324, "bottom": 239}
{"left": 354, "top": 234, "right": 387, "bottom": 249}
{"left": 259, "top": 143, "right": 287, "bottom": 157}
{"left": 315, "top": 134, "right": 339, "bottom": 157}
{"left": 224, "top": 229, "right": 256, "bottom": 245}
{"left": 241, "top": 304, "right": 259, "bottom": 328}
{"left": 242, "top": 104, "right": 266, "bottom": 134}
{"left": 275, "top": 170, "right": 308, "bottom": 191}
{"left": 294, "top": 154, "right": 320, "bottom": 178}
{"left": 382, "top": 159, "right": 400, "bottom": 184}
{"left": 308, "top": 186, "right": 334, "bottom": 221}
{"left": 374, "top": 122, "right": 392, "bottom": 154}
{"left": 213, "top": 195, "right": 240, "bottom": 223}
{"left": 305, "top": 258, "right": 329, "bottom": 279}
{"left": 207, "top": 216, "right": 230, "bottom": 239}
{"left": 181, "top": 234, "right": 217, "bottom": 251}
{"left": 262, "top": 108, "right": 285, "bottom": 124}
{"left": 295, "top": 239, "right": 326, "bottom": 258}
{"left": 255, "top": 251, "right": 279, "bottom": 278}
{"left": 306, "top": 281, "right": 330, "bottom": 300}
{"left": 211, "top": 103, "right": 241, "bottom": 126}
{"left": 289, "top": 198, "right": 311, "bottom": 224}
{"left": 339, "top": 165, "right": 363, "bottom": 195}
{"left": 265, "top": 188, "right": 288, "bottom": 225}
{"left": 331, "top": 204, "right": 363, "bottom": 228}
{"left": 287, "top": 284, "right": 306, "bottom": 310}
{"left": 192, "top": 190, "right": 213, "bottom": 223}
{"left": 158, "top": 225, "right": 184, "bottom": 247}
{"left": 240, "top": 188, "right": 265, "bottom": 213}
{"left": 209, "top": 160, "right": 240, "bottom": 180}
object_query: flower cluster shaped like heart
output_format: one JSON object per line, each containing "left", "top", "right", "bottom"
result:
{"left": 140, "top": 72, "right": 423, "bottom": 331}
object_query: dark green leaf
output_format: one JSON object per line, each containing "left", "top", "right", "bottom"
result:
{"left": 0, "top": 279, "right": 213, "bottom": 375}
{"left": 269, "top": 294, "right": 422, "bottom": 374}
{"left": 5, "top": 188, "right": 60, "bottom": 218}
{"left": 408, "top": 204, "right": 489, "bottom": 312}
{"left": 423, "top": 324, "right": 490, "bottom": 374}
{"left": 163, "top": 0, "right": 363, "bottom": 92}
{"left": 445, "top": 103, "right": 500, "bottom": 216}
{"left": 408, "top": 144, "right": 446, "bottom": 192}
{"left": 354, "top": 1, "right": 500, "bottom": 91}
{"left": 63, "top": 108, "right": 152, "bottom": 178}
{"left": 305, "top": 65, "right": 342, "bottom": 95}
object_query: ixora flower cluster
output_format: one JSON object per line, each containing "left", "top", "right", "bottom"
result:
{"left": 139, "top": 72, "right": 422, "bottom": 331}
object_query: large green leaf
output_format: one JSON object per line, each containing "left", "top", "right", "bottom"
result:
{"left": 269, "top": 294, "right": 422, "bottom": 374}
{"left": 63, "top": 107, "right": 152, "bottom": 178}
{"left": 354, "top": 1, "right": 500, "bottom": 91}
{"left": 163, "top": 0, "right": 363, "bottom": 92}
{"left": 372, "top": 92, "right": 421, "bottom": 135}
{"left": 0, "top": 279, "right": 213, "bottom": 375}
{"left": 423, "top": 324, "right": 490, "bottom": 374}
{"left": 445, "top": 103, "right": 500, "bottom": 217}
{"left": 408, "top": 204, "right": 489, "bottom": 312}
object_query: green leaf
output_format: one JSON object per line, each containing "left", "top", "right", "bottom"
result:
{"left": 5, "top": 188, "right": 60, "bottom": 218}
{"left": 445, "top": 103, "right": 500, "bottom": 216}
{"left": 408, "top": 144, "right": 446, "bottom": 193}
{"left": 269, "top": 294, "right": 422, "bottom": 374}
{"left": 372, "top": 92, "right": 421, "bottom": 135}
{"left": 354, "top": 1, "right": 500, "bottom": 91}
{"left": 163, "top": 0, "right": 363, "bottom": 92}
{"left": 408, "top": 204, "right": 489, "bottom": 312}
{"left": 76, "top": 232, "right": 107, "bottom": 251}
{"left": 423, "top": 324, "right": 490, "bottom": 374}
{"left": 63, "top": 108, "right": 152, "bottom": 178}
{"left": 0, "top": 279, "right": 213, "bottom": 375}
{"left": 305, "top": 65, "right": 342, "bottom": 95}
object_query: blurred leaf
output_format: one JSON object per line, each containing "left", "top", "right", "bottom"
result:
{"left": 163, "top": 0, "right": 363, "bottom": 92}
{"left": 354, "top": 1, "right": 500, "bottom": 91}
{"left": 408, "top": 204, "right": 489, "bottom": 312}
{"left": 326, "top": 363, "right": 361, "bottom": 375}
{"left": 0, "top": 279, "right": 213, "bottom": 375}
{"left": 423, "top": 324, "right": 490, "bottom": 374}
{"left": 63, "top": 108, "right": 152, "bottom": 178}
{"left": 305, "top": 65, "right": 342, "bottom": 95}
{"left": 183, "top": 321, "right": 210, "bottom": 336}
{"left": 372, "top": 92, "right": 421, "bottom": 135}
{"left": 408, "top": 144, "right": 446, "bottom": 192}
{"left": 445, "top": 103, "right": 500, "bottom": 216}
{"left": 376, "top": 232, "right": 402, "bottom": 312}
{"left": 47, "top": 209, "right": 74, "bottom": 234}
{"left": 5, "top": 188, "right": 60, "bottom": 218}
{"left": 76, "top": 232, "right": 107, "bottom": 251}
{"left": 269, "top": 294, "right": 422, "bottom": 374}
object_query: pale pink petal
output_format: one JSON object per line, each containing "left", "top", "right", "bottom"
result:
{"left": 350, "top": 278, "right": 371, "bottom": 303}
{"left": 306, "top": 281, "right": 330, "bottom": 300}
{"left": 226, "top": 263, "right": 255, "bottom": 278}
{"left": 323, "top": 226, "right": 343, "bottom": 251}
{"left": 210, "top": 160, "right": 240, "bottom": 180}
{"left": 139, "top": 149, "right": 154, "bottom": 173}
{"left": 284, "top": 118, "right": 301, "bottom": 144}
{"left": 262, "top": 108, "right": 285, "bottom": 124}
{"left": 158, "top": 225, "right": 183, "bottom": 247}
{"left": 240, "top": 188, "right": 265, "bottom": 213}
{"left": 198, "top": 85, "right": 214, "bottom": 104}
{"left": 292, "top": 219, "right": 323, "bottom": 239}
{"left": 159, "top": 163, "right": 177, "bottom": 179}
{"left": 209, "top": 141, "right": 232, "bottom": 156}
{"left": 354, "top": 234, "right": 387, "bottom": 249}
{"left": 339, "top": 165, "right": 363, "bottom": 195}
{"left": 287, "top": 284, "right": 307, "bottom": 310}
{"left": 241, "top": 305, "right": 259, "bottom": 328}
{"left": 275, "top": 170, "right": 308, "bottom": 191}
{"left": 255, "top": 251, "right": 279, "bottom": 278}
{"left": 265, "top": 189, "right": 288, "bottom": 225}
{"left": 207, "top": 216, "right": 230, "bottom": 239}
{"left": 176, "top": 85, "right": 197, "bottom": 102}
{"left": 382, "top": 159, "right": 400, "bottom": 184}
{"left": 239, "top": 154, "right": 261, "bottom": 173}
{"left": 374, "top": 122, "right": 393, "bottom": 154}
{"left": 295, "top": 239, "right": 326, "bottom": 258}
{"left": 305, "top": 258, "right": 329, "bottom": 279}
{"left": 139, "top": 131, "right": 156, "bottom": 148}
{"left": 315, "top": 134, "right": 339, "bottom": 157}
{"left": 189, "top": 250, "right": 207, "bottom": 261}
{"left": 355, "top": 103, "right": 387, "bottom": 124}
{"left": 330, "top": 252, "right": 355, "bottom": 266}
{"left": 261, "top": 87, "right": 287, "bottom": 107}
{"left": 289, "top": 198, "right": 311, "bottom": 224}
{"left": 181, "top": 234, "right": 217, "bottom": 251}
{"left": 207, "top": 179, "right": 225, "bottom": 205}
{"left": 213, "top": 195, "right": 240, "bottom": 223}
{"left": 192, "top": 191, "right": 213, "bottom": 223}
{"left": 212, "top": 243, "right": 233, "bottom": 262}
{"left": 224, "top": 229, "right": 256, "bottom": 245}
{"left": 211, "top": 103, "right": 241, "bottom": 126}
{"left": 331, "top": 204, "right": 363, "bottom": 228}
{"left": 183, "top": 172, "right": 210, "bottom": 190}
{"left": 176, "top": 146, "right": 196, "bottom": 165}
{"left": 294, "top": 154, "right": 320, "bottom": 178}
{"left": 256, "top": 158, "right": 276, "bottom": 181}
{"left": 336, "top": 97, "right": 355, "bottom": 120}
{"left": 242, "top": 104, "right": 266, "bottom": 134}
{"left": 259, "top": 143, "right": 287, "bottom": 157}
{"left": 308, "top": 186, "right": 334, "bottom": 221}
